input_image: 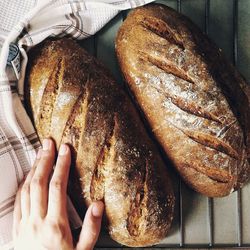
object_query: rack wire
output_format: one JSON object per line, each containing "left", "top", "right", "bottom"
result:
{"left": 176, "top": 0, "right": 248, "bottom": 248}
{"left": 80, "top": 0, "right": 250, "bottom": 248}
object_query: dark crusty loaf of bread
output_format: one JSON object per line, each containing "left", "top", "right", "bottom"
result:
{"left": 25, "top": 38, "right": 175, "bottom": 247}
{"left": 116, "top": 4, "right": 250, "bottom": 197}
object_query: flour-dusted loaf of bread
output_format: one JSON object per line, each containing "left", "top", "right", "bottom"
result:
{"left": 25, "top": 39, "right": 175, "bottom": 247}
{"left": 116, "top": 4, "right": 250, "bottom": 197}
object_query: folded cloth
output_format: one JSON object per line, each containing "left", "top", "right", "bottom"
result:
{"left": 0, "top": 0, "right": 154, "bottom": 248}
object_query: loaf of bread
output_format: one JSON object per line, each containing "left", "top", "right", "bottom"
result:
{"left": 25, "top": 38, "right": 175, "bottom": 247}
{"left": 116, "top": 4, "right": 250, "bottom": 197}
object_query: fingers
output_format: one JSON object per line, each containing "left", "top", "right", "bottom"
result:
{"left": 13, "top": 182, "right": 23, "bottom": 239}
{"left": 30, "top": 139, "right": 55, "bottom": 218}
{"left": 20, "top": 161, "right": 38, "bottom": 219}
{"left": 76, "top": 201, "right": 104, "bottom": 250}
{"left": 13, "top": 148, "right": 41, "bottom": 236}
{"left": 19, "top": 140, "right": 71, "bottom": 221}
{"left": 47, "top": 144, "right": 71, "bottom": 219}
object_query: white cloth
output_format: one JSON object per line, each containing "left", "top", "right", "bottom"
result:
{"left": 0, "top": 0, "right": 154, "bottom": 249}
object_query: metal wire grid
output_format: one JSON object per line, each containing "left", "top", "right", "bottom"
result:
{"left": 88, "top": 0, "right": 250, "bottom": 248}
{"left": 174, "top": 0, "right": 245, "bottom": 248}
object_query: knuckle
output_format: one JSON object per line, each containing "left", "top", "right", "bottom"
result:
{"left": 30, "top": 220, "right": 38, "bottom": 230}
{"left": 31, "top": 176, "right": 44, "bottom": 189}
{"left": 89, "top": 228, "right": 98, "bottom": 238}
{"left": 50, "top": 179, "right": 64, "bottom": 192}
{"left": 21, "top": 183, "right": 30, "bottom": 195}
{"left": 47, "top": 220, "right": 66, "bottom": 236}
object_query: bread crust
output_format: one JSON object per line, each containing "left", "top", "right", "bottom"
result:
{"left": 25, "top": 38, "right": 175, "bottom": 247}
{"left": 116, "top": 4, "right": 250, "bottom": 197}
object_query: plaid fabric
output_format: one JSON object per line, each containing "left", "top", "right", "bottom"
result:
{"left": 0, "top": 0, "right": 154, "bottom": 248}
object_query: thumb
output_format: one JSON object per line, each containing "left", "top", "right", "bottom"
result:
{"left": 76, "top": 201, "right": 104, "bottom": 250}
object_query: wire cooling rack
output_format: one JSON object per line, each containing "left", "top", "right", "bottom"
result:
{"left": 79, "top": 0, "right": 250, "bottom": 248}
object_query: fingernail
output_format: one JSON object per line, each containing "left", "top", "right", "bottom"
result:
{"left": 91, "top": 201, "right": 104, "bottom": 218}
{"left": 43, "top": 139, "right": 51, "bottom": 151}
{"left": 59, "top": 144, "right": 68, "bottom": 155}
{"left": 36, "top": 149, "right": 42, "bottom": 159}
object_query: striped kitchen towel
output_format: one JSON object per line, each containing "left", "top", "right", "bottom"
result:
{"left": 0, "top": 0, "right": 154, "bottom": 249}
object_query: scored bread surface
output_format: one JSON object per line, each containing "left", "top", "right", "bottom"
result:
{"left": 116, "top": 4, "right": 250, "bottom": 197}
{"left": 26, "top": 38, "right": 175, "bottom": 247}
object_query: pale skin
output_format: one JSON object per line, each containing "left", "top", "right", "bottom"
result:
{"left": 13, "top": 138, "right": 104, "bottom": 250}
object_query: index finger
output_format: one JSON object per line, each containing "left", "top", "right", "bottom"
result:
{"left": 13, "top": 181, "right": 24, "bottom": 239}
{"left": 47, "top": 144, "right": 71, "bottom": 219}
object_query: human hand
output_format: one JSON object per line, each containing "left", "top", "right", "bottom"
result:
{"left": 13, "top": 138, "right": 104, "bottom": 250}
